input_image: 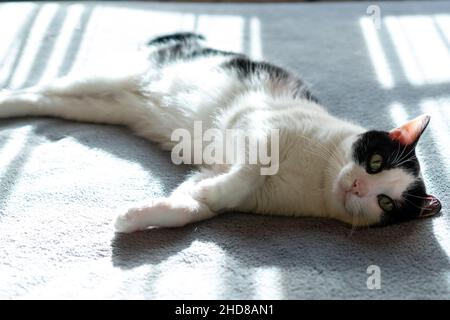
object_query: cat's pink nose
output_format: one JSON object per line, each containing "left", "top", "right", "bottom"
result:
{"left": 350, "top": 179, "right": 368, "bottom": 197}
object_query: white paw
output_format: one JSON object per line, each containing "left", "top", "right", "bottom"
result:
{"left": 113, "top": 198, "right": 194, "bottom": 232}
{"left": 192, "top": 180, "right": 224, "bottom": 211}
{"left": 114, "top": 208, "right": 143, "bottom": 233}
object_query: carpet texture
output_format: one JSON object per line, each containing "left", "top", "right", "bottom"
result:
{"left": 0, "top": 1, "right": 449, "bottom": 299}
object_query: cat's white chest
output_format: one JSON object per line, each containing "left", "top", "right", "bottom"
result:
{"left": 237, "top": 135, "right": 332, "bottom": 217}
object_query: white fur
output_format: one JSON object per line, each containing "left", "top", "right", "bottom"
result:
{"left": 0, "top": 54, "right": 413, "bottom": 232}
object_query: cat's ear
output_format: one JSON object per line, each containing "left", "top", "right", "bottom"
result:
{"left": 389, "top": 114, "right": 430, "bottom": 146}
{"left": 418, "top": 195, "right": 442, "bottom": 218}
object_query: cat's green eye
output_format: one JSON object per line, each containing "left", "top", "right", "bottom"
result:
{"left": 378, "top": 195, "right": 395, "bottom": 212}
{"left": 369, "top": 153, "right": 383, "bottom": 172}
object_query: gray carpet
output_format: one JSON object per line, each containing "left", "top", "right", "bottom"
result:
{"left": 0, "top": 1, "right": 449, "bottom": 299}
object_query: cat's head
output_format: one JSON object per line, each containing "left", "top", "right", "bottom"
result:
{"left": 334, "top": 114, "right": 441, "bottom": 227}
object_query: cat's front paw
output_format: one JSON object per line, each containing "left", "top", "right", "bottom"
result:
{"left": 114, "top": 198, "right": 193, "bottom": 231}
{"left": 114, "top": 208, "right": 144, "bottom": 233}
{"left": 192, "top": 180, "right": 225, "bottom": 211}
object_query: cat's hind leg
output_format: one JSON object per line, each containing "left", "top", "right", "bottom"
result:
{"left": 0, "top": 74, "right": 146, "bottom": 126}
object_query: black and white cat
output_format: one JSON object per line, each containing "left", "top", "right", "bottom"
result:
{"left": 0, "top": 33, "right": 441, "bottom": 232}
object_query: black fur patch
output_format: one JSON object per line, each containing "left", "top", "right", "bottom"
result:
{"left": 352, "top": 131, "right": 420, "bottom": 175}
{"left": 152, "top": 43, "right": 197, "bottom": 65}
{"left": 222, "top": 57, "right": 318, "bottom": 102}
{"left": 222, "top": 57, "right": 289, "bottom": 80}
{"left": 147, "top": 32, "right": 205, "bottom": 46}
{"left": 292, "top": 80, "right": 319, "bottom": 103}
{"left": 188, "top": 48, "right": 237, "bottom": 58}
{"left": 147, "top": 33, "right": 319, "bottom": 102}
{"left": 380, "top": 179, "right": 428, "bottom": 225}
{"left": 148, "top": 33, "right": 239, "bottom": 65}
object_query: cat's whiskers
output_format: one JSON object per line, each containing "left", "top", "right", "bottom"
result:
{"left": 395, "top": 155, "right": 417, "bottom": 167}
{"left": 393, "top": 143, "right": 409, "bottom": 165}
{"left": 394, "top": 143, "right": 403, "bottom": 163}
{"left": 349, "top": 204, "right": 358, "bottom": 236}
{"left": 355, "top": 199, "right": 373, "bottom": 231}
{"left": 303, "top": 144, "right": 343, "bottom": 171}
{"left": 401, "top": 195, "right": 428, "bottom": 211}
{"left": 299, "top": 134, "right": 343, "bottom": 163}
{"left": 299, "top": 147, "right": 344, "bottom": 195}
{"left": 294, "top": 139, "right": 341, "bottom": 182}
{"left": 402, "top": 192, "right": 429, "bottom": 200}
{"left": 349, "top": 199, "right": 365, "bottom": 233}
{"left": 391, "top": 142, "right": 404, "bottom": 165}
{"left": 304, "top": 144, "right": 336, "bottom": 163}
{"left": 393, "top": 146, "right": 415, "bottom": 166}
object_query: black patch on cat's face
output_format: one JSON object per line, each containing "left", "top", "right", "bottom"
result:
{"left": 377, "top": 179, "right": 430, "bottom": 225}
{"left": 390, "top": 179, "right": 428, "bottom": 223}
{"left": 352, "top": 130, "right": 420, "bottom": 175}
{"left": 352, "top": 130, "right": 428, "bottom": 224}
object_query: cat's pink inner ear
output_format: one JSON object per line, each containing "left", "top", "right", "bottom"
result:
{"left": 419, "top": 195, "right": 442, "bottom": 218}
{"left": 389, "top": 114, "right": 430, "bottom": 145}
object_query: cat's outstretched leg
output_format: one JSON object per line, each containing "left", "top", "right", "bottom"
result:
{"left": 114, "top": 165, "right": 265, "bottom": 233}
{"left": 114, "top": 195, "right": 215, "bottom": 233}
{"left": 0, "top": 75, "right": 145, "bottom": 125}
